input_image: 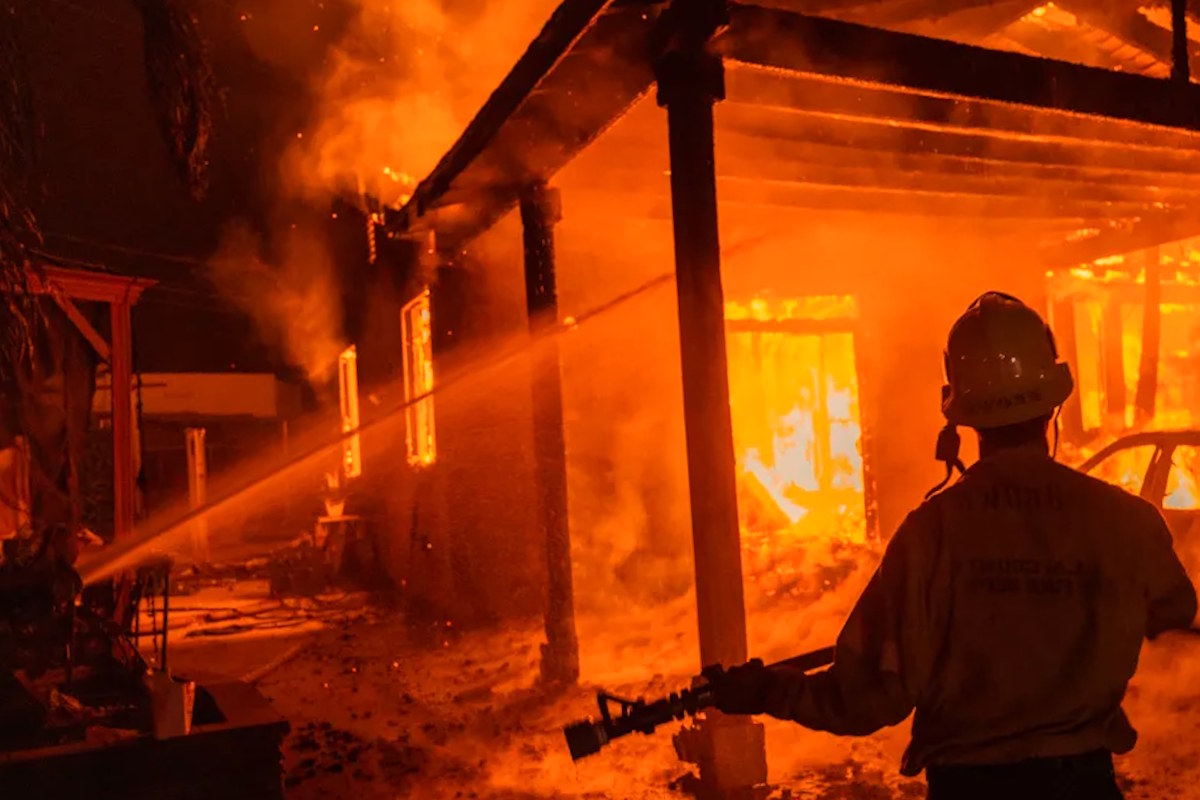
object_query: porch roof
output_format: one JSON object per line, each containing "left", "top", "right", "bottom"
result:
{"left": 383, "top": 0, "right": 1200, "bottom": 264}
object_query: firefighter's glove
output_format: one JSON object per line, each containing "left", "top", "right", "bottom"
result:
{"left": 703, "top": 658, "right": 775, "bottom": 716}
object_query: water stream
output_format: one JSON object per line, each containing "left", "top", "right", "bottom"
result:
{"left": 77, "top": 272, "right": 675, "bottom": 584}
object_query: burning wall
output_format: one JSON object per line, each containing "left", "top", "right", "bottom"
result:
{"left": 1050, "top": 245, "right": 1200, "bottom": 446}
{"left": 365, "top": 214, "right": 548, "bottom": 626}
{"left": 169, "top": 0, "right": 567, "bottom": 622}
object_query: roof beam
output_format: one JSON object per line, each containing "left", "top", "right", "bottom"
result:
{"left": 719, "top": 4, "right": 1200, "bottom": 131}
{"left": 711, "top": 177, "right": 1158, "bottom": 218}
{"left": 578, "top": 157, "right": 1200, "bottom": 207}
{"left": 1038, "top": 212, "right": 1200, "bottom": 267}
{"left": 595, "top": 125, "right": 1200, "bottom": 192}
{"left": 578, "top": 201, "right": 1103, "bottom": 241}
{"left": 745, "top": 0, "right": 888, "bottom": 16}
{"left": 48, "top": 292, "right": 112, "bottom": 362}
{"left": 1000, "top": 20, "right": 1135, "bottom": 73}
{"left": 899, "top": 0, "right": 1041, "bottom": 40}
{"left": 723, "top": 63, "right": 1200, "bottom": 151}
{"left": 403, "top": 0, "right": 618, "bottom": 220}
{"left": 24, "top": 264, "right": 155, "bottom": 304}
{"left": 1057, "top": 2, "right": 1200, "bottom": 77}
{"left": 834, "top": 0, "right": 1023, "bottom": 26}
{"left": 716, "top": 101, "right": 1200, "bottom": 175}
{"left": 568, "top": 183, "right": 1153, "bottom": 220}
{"left": 392, "top": 1, "right": 663, "bottom": 243}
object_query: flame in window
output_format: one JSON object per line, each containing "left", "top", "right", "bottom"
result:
{"left": 725, "top": 294, "right": 866, "bottom": 549}
{"left": 339, "top": 345, "right": 362, "bottom": 479}
{"left": 402, "top": 289, "right": 436, "bottom": 466}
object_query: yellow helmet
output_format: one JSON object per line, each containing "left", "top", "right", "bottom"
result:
{"left": 941, "top": 292, "right": 1074, "bottom": 429}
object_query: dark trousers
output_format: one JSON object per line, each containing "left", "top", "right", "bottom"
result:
{"left": 926, "top": 750, "right": 1124, "bottom": 800}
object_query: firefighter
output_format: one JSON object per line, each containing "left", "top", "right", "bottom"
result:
{"left": 707, "top": 292, "right": 1198, "bottom": 800}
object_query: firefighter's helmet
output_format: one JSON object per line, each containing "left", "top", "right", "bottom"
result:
{"left": 941, "top": 292, "right": 1073, "bottom": 429}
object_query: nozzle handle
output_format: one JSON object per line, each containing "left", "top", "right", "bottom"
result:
{"left": 561, "top": 644, "right": 836, "bottom": 761}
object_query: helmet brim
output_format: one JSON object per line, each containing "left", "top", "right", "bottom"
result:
{"left": 942, "top": 363, "right": 1074, "bottom": 429}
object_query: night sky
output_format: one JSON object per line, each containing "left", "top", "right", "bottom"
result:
{"left": 20, "top": 0, "right": 355, "bottom": 376}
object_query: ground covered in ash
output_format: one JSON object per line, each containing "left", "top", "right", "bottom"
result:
{"left": 169, "top": 597, "right": 1200, "bottom": 800}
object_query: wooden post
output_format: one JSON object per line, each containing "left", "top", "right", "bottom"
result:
{"left": 111, "top": 300, "right": 135, "bottom": 538}
{"left": 851, "top": 324, "right": 881, "bottom": 542}
{"left": 185, "top": 428, "right": 209, "bottom": 563}
{"left": 519, "top": 180, "right": 580, "bottom": 685}
{"left": 1051, "top": 299, "right": 1085, "bottom": 441}
{"left": 16, "top": 436, "right": 30, "bottom": 534}
{"left": 1102, "top": 297, "right": 1126, "bottom": 426}
{"left": 1172, "top": 0, "right": 1190, "bottom": 84}
{"left": 658, "top": 0, "right": 747, "bottom": 687}
{"left": 657, "top": 1, "right": 765, "bottom": 793}
{"left": 1135, "top": 247, "right": 1162, "bottom": 425}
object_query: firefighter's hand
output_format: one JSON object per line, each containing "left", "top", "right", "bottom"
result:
{"left": 702, "top": 658, "right": 774, "bottom": 716}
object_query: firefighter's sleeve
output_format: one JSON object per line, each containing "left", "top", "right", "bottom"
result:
{"left": 1141, "top": 503, "right": 1197, "bottom": 638}
{"left": 761, "top": 506, "right": 942, "bottom": 735}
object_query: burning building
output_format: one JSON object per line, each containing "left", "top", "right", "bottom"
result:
{"left": 314, "top": 0, "right": 1200, "bottom": 791}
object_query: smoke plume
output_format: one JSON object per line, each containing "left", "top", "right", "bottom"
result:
{"left": 208, "top": 221, "right": 345, "bottom": 384}
{"left": 208, "top": 0, "right": 563, "bottom": 384}
{"left": 282, "top": 0, "right": 561, "bottom": 205}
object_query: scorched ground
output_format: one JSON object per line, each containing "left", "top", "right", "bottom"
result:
{"left": 168, "top": 580, "right": 1200, "bottom": 800}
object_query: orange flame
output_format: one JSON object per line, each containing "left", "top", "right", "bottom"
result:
{"left": 725, "top": 295, "right": 867, "bottom": 549}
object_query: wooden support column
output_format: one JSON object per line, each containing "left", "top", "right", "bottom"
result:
{"left": 110, "top": 299, "right": 135, "bottom": 539}
{"left": 658, "top": 1, "right": 765, "bottom": 793}
{"left": 658, "top": 0, "right": 747, "bottom": 687}
{"left": 1135, "top": 247, "right": 1163, "bottom": 424}
{"left": 1172, "top": 0, "right": 1190, "bottom": 84}
{"left": 185, "top": 428, "right": 209, "bottom": 563}
{"left": 519, "top": 181, "right": 580, "bottom": 685}
{"left": 1051, "top": 299, "right": 1085, "bottom": 442}
{"left": 851, "top": 325, "right": 881, "bottom": 542}
{"left": 1102, "top": 298, "right": 1126, "bottom": 425}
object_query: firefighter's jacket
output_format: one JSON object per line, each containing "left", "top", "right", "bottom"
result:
{"left": 762, "top": 444, "right": 1198, "bottom": 775}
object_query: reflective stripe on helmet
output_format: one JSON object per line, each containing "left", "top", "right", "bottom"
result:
{"left": 941, "top": 293, "right": 1074, "bottom": 429}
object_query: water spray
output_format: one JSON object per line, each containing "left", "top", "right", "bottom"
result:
{"left": 78, "top": 271, "right": 677, "bottom": 585}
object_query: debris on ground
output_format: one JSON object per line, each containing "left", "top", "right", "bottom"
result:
{"left": 164, "top": 593, "right": 1200, "bottom": 800}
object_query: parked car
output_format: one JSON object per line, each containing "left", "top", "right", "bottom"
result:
{"left": 1078, "top": 431, "right": 1200, "bottom": 547}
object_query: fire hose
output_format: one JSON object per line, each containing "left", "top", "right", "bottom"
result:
{"left": 563, "top": 645, "right": 835, "bottom": 761}
{"left": 563, "top": 625, "right": 1200, "bottom": 761}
